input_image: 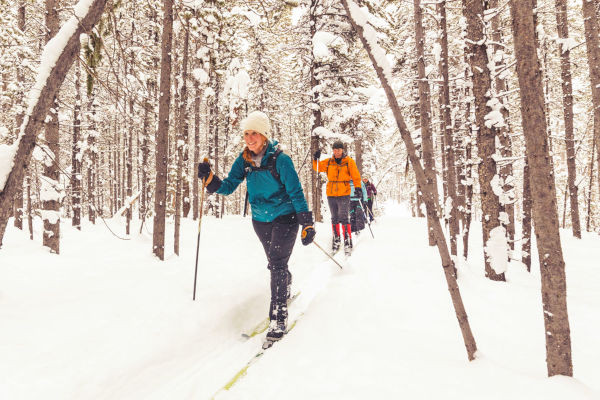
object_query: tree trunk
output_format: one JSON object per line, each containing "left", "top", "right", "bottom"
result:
{"left": 0, "top": 0, "right": 109, "bottom": 245}
{"left": 582, "top": 0, "right": 600, "bottom": 213}
{"left": 310, "top": 0, "right": 324, "bottom": 223}
{"left": 554, "top": 0, "right": 581, "bottom": 238}
{"left": 463, "top": 0, "right": 505, "bottom": 281}
{"left": 341, "top": 0, "right": 477, "bottom": 362}
{"left": 87, "top": 96, "right": 97, "bottom": 224}
{"left": 586, "top": 134, "right": 595, "bottom": 232}
{"left": 510, "top": 0, "right": 573, "bottom": 377}
{"left": 13, "top": 1, "right": 27, "bottom": 231}
{"left": 126, "top": 56, "right": 134, "bottom": 235}
{"left": 153, "top": 0, "right": 174, "bottom": 260}
{"left": 489, "top": 0, "right": 516, "bottom": 249}
{"left": 193, "top": 77, "right": 201, "bottom": 221}
{"left": 437, "top": 0, "right": 459, "bottom": 256}
{"left": 72, "top": 59, "right": 82, "bottom": 230}
{"left": 42, "top": 0, "right": 61, "bottom": 254}
{"left": 522, "top": 159, "right": 532, "bottom": 272}
{"left": 414, "top": 0, "right": 440, "bottom": 247}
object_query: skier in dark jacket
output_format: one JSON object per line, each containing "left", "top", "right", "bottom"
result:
{"left": 197, "top": 111, "right": 315, "bottom": 346}
{"left": 349, "top": 180, "right": 368, "bottom": 234}
{"left": 362, "top": 177, "right": 377, "bottom": 222}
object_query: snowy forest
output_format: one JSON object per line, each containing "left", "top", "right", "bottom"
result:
{"left": 1, "top": 0, "right": 600, "bottom": 398}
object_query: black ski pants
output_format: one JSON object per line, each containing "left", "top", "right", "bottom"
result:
{"left": 252, "top": 213, "right": 299, "bottom": 323}
{"left": 327, "top": 195, "right": 350, "bottom": 225}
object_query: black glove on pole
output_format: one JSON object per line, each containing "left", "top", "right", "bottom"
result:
{"left": 193, "top": 158, "right": 209, "bottom": 301}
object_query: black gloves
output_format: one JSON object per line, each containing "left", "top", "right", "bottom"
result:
{"left": 297, "top": 211, "right": 316, "bottom": 246}
{"left": 312, "top": 149, "right": 321, "bottom": 160}
{"left": 198, "top": 161, "right": 211, "bottom": 181}
{"left": 197, "top": 160, "right": 222, "bottom": 193}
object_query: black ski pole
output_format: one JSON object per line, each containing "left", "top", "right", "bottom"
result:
{"left": 193, "top": 159, "right": 208, "bottom": 301}
{"left": 359, "top": 199, "right": 374, "bottom": 238}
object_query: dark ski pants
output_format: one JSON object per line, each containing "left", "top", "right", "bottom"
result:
{"left": 252, "top": 213, "right": 299, "bottom": 323}
{"left": 327, "top": 195, "right": 350, "bottom": 225}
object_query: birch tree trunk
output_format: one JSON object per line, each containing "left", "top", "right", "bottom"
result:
{"left": 463, "top": 0, "right": 505, "bottom": 281}
{"left": 510, "top": 0, "right": 573, "bottom": 377}
{"left": 555, "top": 0, "right": 581, "bottom": 238}
{"left": 341, "top": 0, "right": 477, "bottom": 362}
{"left": 153, "top": 0, "right": 174, "bottom": 260}
{"left": 0, "top": 0, "right": 109, "bottom": 245}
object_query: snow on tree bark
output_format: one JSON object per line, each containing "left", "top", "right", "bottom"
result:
{"left": 436, "top": 0, "right": 459, "bottom": 257}
{"left": 581, "top": 0, "right": 600, "bottom": 213}
{"left": 555, "top": 0, "right": 581, "bottom": 239}
{"left": 463, "top": 0, "right": 505, "bottom": 281}
{"left": 509, "top": 0, "right": 573, "bottom": 377}
{"left": 153, "top": 0, "right": 174, "bottom": 260}
{"left": 414, "top": 0, "right": 440, "bottom": 248}
{"left": 0, "top": 0, "right": 109, "bottom": 247}
{"left": 340, "top": 0, "right": 477, "bottom": 361}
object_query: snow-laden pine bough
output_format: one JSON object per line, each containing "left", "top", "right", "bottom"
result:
{"left": 339, "top": 0, "right": 477, "bottom": 361}
{"left": 0, "top": 0, "right": 109, "bottom": 246}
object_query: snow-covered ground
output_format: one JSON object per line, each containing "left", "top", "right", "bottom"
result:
{"left": 1, "top": 202, "right": 599, "bottom": 399}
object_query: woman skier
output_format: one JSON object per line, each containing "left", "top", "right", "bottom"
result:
{"left": 197, "top": 111, "right": 315, "bottom": 347}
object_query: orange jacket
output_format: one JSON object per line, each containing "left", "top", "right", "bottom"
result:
{"left": 313, "top": 156, "right": 362, "bottom": 197}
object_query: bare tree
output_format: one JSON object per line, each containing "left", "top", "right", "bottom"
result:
{"left": 174, "top": 13, "right": 191, "bottom": 255}
{"left": 0, "top": 0, "right": 109, "bottom": 245}
{"left": 153, "top": 0, "right": 174, "bottom": 260}
{"left": 463, "top": 0, "right": 505, "bottom": 281}
{"left": 341, "top": 0, "right": 477, "bottom": 362}
{"left": 414, "top": 0, "right": 440, "bottom": 247}
{"left": 72, "top": 59, "right": 82, "bottom": 230}
{"left": 510, "top": 0, "right": 573, "bottom": 377}
{"left": 553, "top": 0, "right": 581, "bottom": 238}
{"left": 41, "top": 0, "right": 61, "bottom": 253}
{"left": 13, "top": 1, "right": 26, "bottom": 231}
{"left": 582, "top": 0, "right": 600, "bottom": 204}
{"left": 436, "top": 0, "right": 459, "bottom": 256}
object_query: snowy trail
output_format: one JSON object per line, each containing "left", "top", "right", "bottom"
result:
{"left": 1, "top": 203, "right": 599, "bottom": 399}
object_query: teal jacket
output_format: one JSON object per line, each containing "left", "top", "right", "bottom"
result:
{"left": 216, "top": 141, "right": 309, "bottom": 222}
{"left": 350, "top": 181, "right": 368, "bottom": 202}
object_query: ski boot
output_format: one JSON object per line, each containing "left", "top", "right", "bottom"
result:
{"left": 343, "top": 224, "right": 353, "bottom": 256}
{"left": 331, "top": 223, "right": 341, "bottom": 253}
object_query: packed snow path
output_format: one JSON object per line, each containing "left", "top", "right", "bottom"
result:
{"left": 1, "top": 203, "right": 599, "bottom": 399}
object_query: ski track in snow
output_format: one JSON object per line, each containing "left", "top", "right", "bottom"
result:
{"left": 0, "top": 202, "right": 599, "bottom": 399}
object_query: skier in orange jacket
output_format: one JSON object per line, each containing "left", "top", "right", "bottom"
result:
{"left": 312, "top": 140, "right": 361, "bottom": 254}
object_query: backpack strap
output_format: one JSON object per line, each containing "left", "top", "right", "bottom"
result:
{"left": 243, "top": 148, "right": 284, "bottom": 185}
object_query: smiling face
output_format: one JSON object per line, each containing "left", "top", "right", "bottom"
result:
{"left": 244, "top": 130, "right": 266, "bottom": 154}
{"left": 332, "top": 148, "right": 343, "bottom": 158}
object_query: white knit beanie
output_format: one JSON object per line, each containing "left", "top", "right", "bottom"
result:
{"left": 241, "top": 111, "right": 271, "bottom": 140}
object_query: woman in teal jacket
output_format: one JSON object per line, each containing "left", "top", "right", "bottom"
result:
{"left": 197, "top": 111, "right": 315, "bottom": 347}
